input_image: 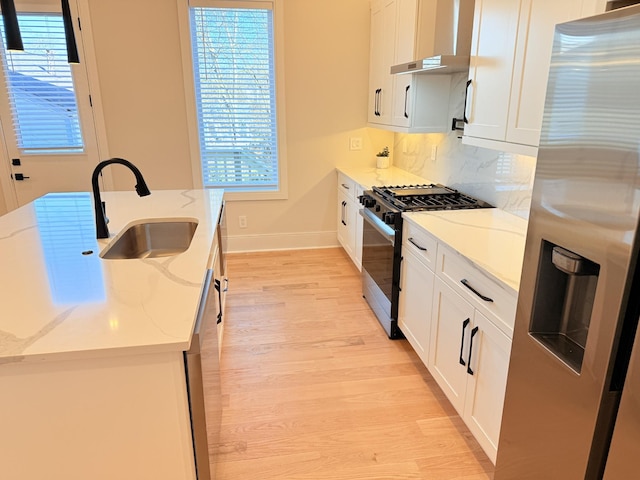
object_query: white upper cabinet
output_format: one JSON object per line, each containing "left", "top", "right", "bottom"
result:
{"left": 463, "top": 0, "right": 608, "bottom": 155}
{"left": 462, "top": 0, "right": 520, "bottom": 148}
{"left": 368, "top": 0, "right": 452, "bottom": 133}
{"left": 368, "top": 0, "right": 397, "bottom": 125}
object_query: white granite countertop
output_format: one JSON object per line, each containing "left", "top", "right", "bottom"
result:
{"left": 337, "top": 166, "right": 431, "bottom": 189}
{"left": 0, "top": 189, "right": 223, "bottom": 363}
{"left": 403, "top": 209, "right": 528, "bottom": 295}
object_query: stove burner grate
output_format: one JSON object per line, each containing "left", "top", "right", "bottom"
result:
{"left": 370, "top": 184, "right": 492, "bottom": 212}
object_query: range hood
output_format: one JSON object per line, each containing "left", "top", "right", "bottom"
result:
{"left": 391, "top": 0, "right": 475, "bottom": 75}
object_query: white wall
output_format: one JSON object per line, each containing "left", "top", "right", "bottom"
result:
{"left": 86, "top": 0, "right": 388, "bottom": 251}
{"left": 87, "top": 0, "right": 194, "bottom": 191}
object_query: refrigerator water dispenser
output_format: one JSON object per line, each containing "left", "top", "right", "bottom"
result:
{"left": 529, "top": 241, "right": 600, "bottom": 373}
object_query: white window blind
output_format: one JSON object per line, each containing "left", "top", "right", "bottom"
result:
{"left": 190, "top": 6, "right": 279, "bottom": 190}
{"left": 0, "top": 13, "right": 83, "bottom": 154}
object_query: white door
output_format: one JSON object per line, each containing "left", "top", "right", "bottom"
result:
{"left": 398, "top": 248, "right": 434, "bottom": 366}
{"left": 463, "top": 309, "right": 511, "bottom": 463}
{"left": 368, "top": 0, "right": 396, "bottom": 125}
{"left": 506, "top": 0, "right": 588, "bottom": 147}
{"left": 429, "top": 277, "right": 475, "bottom": 415}
{"left": 463, "top": 0, "right": 520, "bottom": 142}
{"left": 0, "top": 1, "right": 102, "bottom": 209}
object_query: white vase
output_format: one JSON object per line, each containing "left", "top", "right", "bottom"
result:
{"left": 376, "top": 156, "right": 390, "bottom": 169}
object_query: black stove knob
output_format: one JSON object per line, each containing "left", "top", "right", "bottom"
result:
{"left": 383, "top": 212, "right": 396, "bottom": 225}
{"left": 363, "top": 196, "right": 376, "bottom": 208}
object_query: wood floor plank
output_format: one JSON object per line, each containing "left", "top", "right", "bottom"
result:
{"left": 214, "top": 248, "right": 494, "bottom": 479}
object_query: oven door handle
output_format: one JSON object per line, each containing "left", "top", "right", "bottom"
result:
{"left": 359, "top": 208, "right": 396, "bottom": 245}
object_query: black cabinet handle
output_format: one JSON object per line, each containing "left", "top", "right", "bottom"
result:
{"left": 374, "top": 88, "right": 381, "bottom": 116}
{"left": 459, "top": 318, "right": 470, "bottom": 366}
{"left": 408, "top": 237, "right": 427, "bottom": 251}
{"left": 373, "top": 89, "right": 377, "bottom": 116}
{"left": 404, "top": 85, "right": 410, "bottom": 119}
{"left": 467, "top": 326, "right": 479, "bottom": 375}
{"left": 374, "top": 89, "right": 378, "bottom": 116}
{"left": 341, "top": 183, "right": 350, "bottom": 190}
{"left": 463, "top": 79, "right": 472, "bottom": 124}
{"left": 341, "top": 201, "right": 347, "bottom": 226}
{"left": 214, "top": 279, "right": 223, "bottom": 324}
{"left": 460, "top": 279, "right": 494, "bottom": 303}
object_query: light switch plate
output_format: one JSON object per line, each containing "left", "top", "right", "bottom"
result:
{"left": 349, "top": 137, "right": 362, "bottom": 151}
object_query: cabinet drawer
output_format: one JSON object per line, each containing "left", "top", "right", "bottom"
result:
{"left": 338, "top": 173, "right": 357, "bottom": 202}
{"left": 437, "top": 244, "right": 516, "bottom": 337}
{"left": 402, "top": 220, "right": 438, "bottom": 270}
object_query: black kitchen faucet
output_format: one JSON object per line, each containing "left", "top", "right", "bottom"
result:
{"left": 91, "top": 158, "right": 151, "bottom": 239}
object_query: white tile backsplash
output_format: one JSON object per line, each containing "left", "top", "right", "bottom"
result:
{"left": 392, "top": 73, "right": 536, "bottom": 219}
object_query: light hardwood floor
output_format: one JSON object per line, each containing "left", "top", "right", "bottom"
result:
{"left": 216, "top": 248, "right": 494, "bottom": 479}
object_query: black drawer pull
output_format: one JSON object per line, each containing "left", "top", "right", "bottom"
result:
{"left": 341, "top": 183, "right": 350, "bottom": 190}
{"left": 460, "top": 279, "right": 494, "bottom": 303}
{"left": 467, "top": 326, "right": 479, "bottom": 375}
{"left": 408, "top": 237, "right": 427, "bottom": 251}
{"left": 459, "top": 318, "right": 470, "bottom": 366}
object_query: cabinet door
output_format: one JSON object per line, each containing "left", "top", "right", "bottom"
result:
{"left": 464, "top": 0, "right": 520, "bottom": 142}
{"left": 395, "top": 0, "right": 418, "bottom": 63}
{"left": 389, "top": 0, "right": 416, "bottom": 127}
{"left": 506, "top": 0, "right": 587, "bottom": 146}
{"left": 463, "top": 309, "right": 511, "bottom": 464}
{"left": 429, "top": 278, "right": 475, "bottom": 415}
{"left": 354, "top": 185, "right": 364, "bottom": 271}
{"left": 368, "top": 0, "right": 396, "bottom": 125}
{"left": 337, "top": 192, "right": 356, "bottom": 257}
{"left": 398, "top": 249, "right": 435, "bottom": 366}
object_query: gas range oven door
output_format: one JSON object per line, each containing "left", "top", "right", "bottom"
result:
{"left": 359, "top": 208, "right": 402, "bottom": 338}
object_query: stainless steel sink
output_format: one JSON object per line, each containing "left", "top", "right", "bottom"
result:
{"left": 100, "top": 219, "right": 198, "bottom": 259}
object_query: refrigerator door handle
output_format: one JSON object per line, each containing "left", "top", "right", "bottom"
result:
{"left": 467, "top": 326, "right": 479, "bottom": 375}
{"left": 459, "top": 318, "right": 471, "bottom": 366}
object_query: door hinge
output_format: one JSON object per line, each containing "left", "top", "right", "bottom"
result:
{"left": 77, "top": 17, "right": 82, "bottom": 30}
{"left": 89, "top": 95, "right": 93, "bottom": 107}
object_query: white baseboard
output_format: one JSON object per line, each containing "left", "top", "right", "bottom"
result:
{"left": 227, "top": 230, "right": 340, "bottom": 253}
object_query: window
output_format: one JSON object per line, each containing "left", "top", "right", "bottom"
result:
{"left": 0, "top": 13, "right": 83, "bottom": 154}
{"left": 189, "top": 2, "right": 282, "bottom": 193}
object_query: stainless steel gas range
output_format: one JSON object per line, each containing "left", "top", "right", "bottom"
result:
{"left": 359, "top": 184, "right": 493, "bottom": 339}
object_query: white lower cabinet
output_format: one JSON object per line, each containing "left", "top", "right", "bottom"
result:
{"left": 337, "top": 173, "right": 364, "bottom": 270}
{"left": 337, "top": 189, "right": 357, "bottom": 259}
{"left": 397, "top": 219, "right": 515, "bottom": 463}
{"left": 429, "top": 277, "right": 510, "bottom": 463}
{"left": 398, "top": 220, "right": 438, "bottom": 365}
{"left": 399, "top": 248, "right": 435, "bottom": 366}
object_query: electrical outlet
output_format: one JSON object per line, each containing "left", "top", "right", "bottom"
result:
{"left": 238, "top": 215, "right": 247, "bottom": 228}
{"left": 430, "top": 145, "right": 438, "bottom": 162}
{"left": 349, "top": 137, "right": 362, "bottom": 151}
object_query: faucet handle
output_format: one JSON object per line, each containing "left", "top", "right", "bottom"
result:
{"left": 101, "top": 201, "right": 109, "bottom": 224}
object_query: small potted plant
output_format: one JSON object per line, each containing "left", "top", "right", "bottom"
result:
{"left": 376, "top": 146, "right": 390, "bottom": 169}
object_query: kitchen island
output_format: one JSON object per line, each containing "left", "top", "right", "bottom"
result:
{"left": 0, "top": 189, "right": 223, "bottom": 480}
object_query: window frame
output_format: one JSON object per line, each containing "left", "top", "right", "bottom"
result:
{"left": 0, "top": 11, "right": 85, "bottom": 155}
{"left": 177, "top": 0, "right": 288, "bottom": 200}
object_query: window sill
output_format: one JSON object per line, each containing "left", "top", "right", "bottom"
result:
{"left": 210, "top": 188, "right": 288, "bottom": 202}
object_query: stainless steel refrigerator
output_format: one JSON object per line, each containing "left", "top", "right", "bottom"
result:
{"left": 495, "top": 5, "right": 640, "bottom": 479}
